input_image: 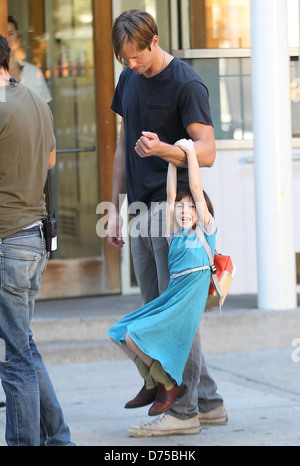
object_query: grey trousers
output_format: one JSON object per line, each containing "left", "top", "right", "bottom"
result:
{"left": 130, "top": 205, "right": 223, "bottom": 419}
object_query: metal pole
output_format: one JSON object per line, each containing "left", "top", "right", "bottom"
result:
{"left": 251, "top": 0, "right": 297, "bottom": 310}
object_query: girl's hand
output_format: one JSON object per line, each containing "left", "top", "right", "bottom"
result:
{"left": 175, "top": 138, "right": 195, "bottom": 154}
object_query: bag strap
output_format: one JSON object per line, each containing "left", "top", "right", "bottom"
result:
{"left": 195, "top": 226, "right": 224, "bottom": 309}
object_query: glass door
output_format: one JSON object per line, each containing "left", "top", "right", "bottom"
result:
{"left": 45, "top": 0, "right": 99, "bottom": 261}
{"left": 8, "top": 0, "right": 119, "bottom": 298}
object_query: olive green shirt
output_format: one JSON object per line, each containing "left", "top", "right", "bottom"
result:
{"left": 0, "top": 83, "right": 56, "bottom": 238}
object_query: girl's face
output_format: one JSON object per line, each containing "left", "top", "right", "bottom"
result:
{"left": 175, "top": 195, "right": 197, "bottom": 229}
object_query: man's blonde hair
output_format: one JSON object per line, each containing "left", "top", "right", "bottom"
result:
{"left": 111, "top": 10, "right": 158, "bottom": 63}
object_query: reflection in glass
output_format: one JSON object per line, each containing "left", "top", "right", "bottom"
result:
{"left": 45, "top": 0, "right": 100, "bottom": 259}
{"left": 188, "top": 0, "right": 251, "bottom": 49}
{"left": 291, "top": 58, "right": 300, "bottom": 137}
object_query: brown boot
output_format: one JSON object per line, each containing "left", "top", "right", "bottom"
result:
{"left": 125, "top": 356, "right": 157, "bottom": 409}
{"left": 125, "top": 384, "right": 157, "bottom": 409}
{"left": 148, "top": 360, "right": 187, "bottom": 416}
{"left": 148, "top": 383, "right": 187, "bottom": 416}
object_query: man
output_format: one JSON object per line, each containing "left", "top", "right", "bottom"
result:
{"left": 0, "top": 35, "right": 73, "bottom": 446}
{"left": 107, "top": 10, "right": 227, "bottom": 437}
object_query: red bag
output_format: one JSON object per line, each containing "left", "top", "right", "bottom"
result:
{"left": 196, "top": 227, "right": 236, "bottom": 310}
{"left": 206, "top": 254, "right": 236, "bottom": 308}
{"left": 208, "top": 254, "right": 234, "bottom": 295}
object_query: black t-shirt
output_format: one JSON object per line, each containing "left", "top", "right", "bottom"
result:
{"left": 111, "top": 57, "right": 213, "bottom": 207}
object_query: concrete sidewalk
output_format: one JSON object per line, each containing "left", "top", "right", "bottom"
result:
{"left": 1, "top": 348, "right": 299, "bottom": 446}
{"left": 0, "top": 294, "right": 299, "bottom": 446}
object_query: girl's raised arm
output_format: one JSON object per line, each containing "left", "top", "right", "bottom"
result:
{"left": 166, "top": 162, "right": 177, "bottom": 234}
{"left": 175, "top": 139, "right": 210, "bottom": 225}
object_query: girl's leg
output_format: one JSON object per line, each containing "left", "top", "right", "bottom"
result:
{"left": 125, "top": 334, "right": 186, "bottom": 415}
{"left": 125, "top": 333, "right": 153, "bottom": 368}
{"left": 109, "top": 338, "right": 136, "bottom": 361}
{"left": 109, "top": 337, "right": 157, "bottom": 409}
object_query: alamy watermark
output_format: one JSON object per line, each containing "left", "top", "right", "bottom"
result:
{"left": 291, "top": 338, "right": 300, "bottom": 363}
{"left": 96, "top": 195, "right": 207, "bottom": 243}
{"left": 0, "top": 86, "right": 6, "bottom": 103}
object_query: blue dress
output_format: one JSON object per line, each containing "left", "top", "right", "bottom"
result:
{"left": 107, "top": 218, "right": 216, "bottom": 385}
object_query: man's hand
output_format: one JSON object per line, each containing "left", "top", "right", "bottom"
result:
{"left": 106, "top": 213, "right": 125, "bottom": 249}
{"left": 134, "top": 131, "right": 161, "bottom": 158}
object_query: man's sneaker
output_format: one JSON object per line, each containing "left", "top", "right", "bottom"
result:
{"left": 198, "top": 405, "right": 228, "bottom": 426}
{"left": 128, "top": 413, "right": 200, "bottom": 437}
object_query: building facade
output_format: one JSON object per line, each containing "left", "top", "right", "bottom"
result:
{"left": 0, "top": 0, "right": 299, "bottom": 301}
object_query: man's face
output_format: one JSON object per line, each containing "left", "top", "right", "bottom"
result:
{"left": 120, "top": 41, "right": 154, "bottom": 76}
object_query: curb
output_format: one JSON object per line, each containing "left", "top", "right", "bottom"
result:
{"left": 31, "top": 306, "right": 300, "bottom": 366}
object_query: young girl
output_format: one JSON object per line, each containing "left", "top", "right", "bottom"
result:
{"left": 107, "top": 139, "right": 216, "bottom": 417}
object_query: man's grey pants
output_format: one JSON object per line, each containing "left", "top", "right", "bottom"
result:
{"left": 130, "top": 204, "right": 223, "bottom": 419}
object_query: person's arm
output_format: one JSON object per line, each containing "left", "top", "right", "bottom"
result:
{"left": 175, "top": 139, "right": 211, "bottom": 225}
{"left": 48, "top": 148, "right": 56, "bottom": 169}
{"left": 134, "top": 122, "right": 216, "bottom": 168}
{"left": 106, "top": 120, "right": 126, "bottom": 249}
{"left": 166, "top": 162, "right": 177, "bottom": 234}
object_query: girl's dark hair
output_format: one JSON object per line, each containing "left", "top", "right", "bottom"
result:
{"left": 0, "top": 35, "right": 11, "bottom": 71}
{"left": 176, "top": 183, "right": 214, "bottom": 218}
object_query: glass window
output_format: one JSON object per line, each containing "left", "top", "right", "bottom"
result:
{"left": 184, "top": 55, "right": 300, "bottom": 141}
{"left": 185, "top": 0, "right": 251, "bottom": 49}
{"left": 184, "top": 57, "right": 252, "bottom": 140}
{"left": 45, "top": 0, "right": 100, "bottom": 259}
{"left": 178, "top": 0, "right": 300, "bottom": 141}
{"left": 291, "top": 58, "right": 300, "bottom": 137}
{"left": 185, "top": 0, "right": 297, "bottom": 50}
